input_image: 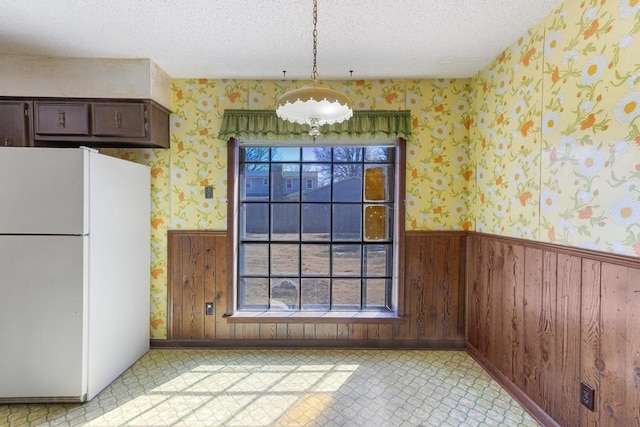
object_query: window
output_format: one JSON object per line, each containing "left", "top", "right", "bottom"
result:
{"left": 237, "top": 145, "right": 397, "bottom": 312}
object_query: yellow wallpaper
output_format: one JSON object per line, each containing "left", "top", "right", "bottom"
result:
{"left": 472, "top": 0, "right": 640, "bottom": 255}
{"left": 109, "top": 78, "right": 471, "bottom": 338}
{"left": 406, "top": 79, "right": 474, "bottom": 231}
{"left": 470, "top": 26, "right": 544, "bottom": 239}
{"left": 106, "top": 0, "right": 640, "bottom": 338}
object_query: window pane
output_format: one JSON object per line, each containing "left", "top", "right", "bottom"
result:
{"left": 364, "top": 165, "right": 390, "bottom": 201}
{"left": 332, "top": 244, "right": 362, "bottom": 276}
{"left": 242, "top": 147, "right": 270, "bottom": 163}
{"left": 243, "top": 164, "right": 269, "bottom": 201}
{"left": 365, "top": 278, "right": 388, "bottom": 308}
{"left": 301, "top": 279, "right": 330, "bottom": 310}
{"left": 364, "top": 205, "right": 389, "bottom": 241}
{"left": 239, "top": 277, "right": 269, "bottom": 309}
{"left": 302, "top": 204, "right": 330, "bottom": 241}
{"left": 332, "top": 204, "right": 362, "bottom": 241}
{"left": 240, "top": 243, "right": 268, "bottom": 275}
{"left": 364, "top": 245, "right": 392, "bottom": 277}
{"left": 272, "top": 147, "right": 300, "bottom": 161}
{"left": 333, "top": 164, "right": 362, "bottom": 202}
{"left": 271, "top": 204, "right": 299, "bottom": 240}
{"left": 302, "top": 164, "right": 329, "bottom": 201}
{"left": 333, "top": 147, "right": 363, "bottom": 162}
{"left": 271, "top": 163, "right": 299, "bottom": 201}
{"left": 332, "top": 279, "right": 361, "bottom": 309}
{"left": 301, "top": 244, "right": 330, "bottom": 275}
{"left": 270, "top": 244, "right": 299, "bottom": 275}
{"left": 241, "top": 203, "right": 268, "bottom": 240}
{"left": 270, "top": 278, "right": 299, "bottom": 310}
{"left": 302, "top": 146, "right": 330, "bottom": 162}
{"left": 365, "top": 146, "right": 393, "bottom": 162}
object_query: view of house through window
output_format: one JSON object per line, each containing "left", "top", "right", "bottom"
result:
{"left": 238, "top": 145, "right": 396, "bottom": 312}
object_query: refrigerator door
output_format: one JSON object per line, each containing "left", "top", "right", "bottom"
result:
{"left": 0, "top": 147, "right": 88, "bottom": 235}
{"left": 0, "top": 235, "right": 88, "bottom": 402}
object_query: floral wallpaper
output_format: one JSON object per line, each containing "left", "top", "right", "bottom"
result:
{"left": 108, "top": 78, "right": 471, "bottom": 338}
{"left": 405, "top": 79, "right": 474, "bottom": 231}
{"left": 541, "top": 0, "right": 640, "bottom": 255}
{"left": 471, "top": 0, "right": 640, "bottom": 256}
{"left": 106, "top": 0, "right": 640, "bottom": 338}
{"left": 470, "top": 26, "right": 544, "bottom": 240}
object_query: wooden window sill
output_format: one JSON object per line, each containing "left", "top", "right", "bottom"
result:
{"left": 224, "top": 311, "right": 407, "bottom": 324}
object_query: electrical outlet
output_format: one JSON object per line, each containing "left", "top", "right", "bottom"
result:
{"left": 580, "top": 381, "right": 595, "bottom": 411}
{"left": 205, "top": 302, "right": 214, "bottom": 316}
{"left": 204, "top": 185, "right": 213, "bottom": 199}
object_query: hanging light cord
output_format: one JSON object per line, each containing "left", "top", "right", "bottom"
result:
{"left": 310, "top": 0, "right": 319, "bottom": 142}
{"left": 311, "top": 0, "right": 319, "bottom": 82}
{"left": 276, "top": 0, "right": 351, "bottom": 141}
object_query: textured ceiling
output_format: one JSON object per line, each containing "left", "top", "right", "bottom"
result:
{"left": 0, "top": 0, "right": 563, "bottom": 80}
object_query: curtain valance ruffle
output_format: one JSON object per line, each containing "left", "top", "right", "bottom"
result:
{"left": 218, "top": 109, "right": 411, "bottom": 142}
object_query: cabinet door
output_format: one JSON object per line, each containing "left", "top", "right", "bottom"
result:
{"left": 35, "top": 102, "right": 90, "bottom": 136}
{"left": 92, "top": 103, "right": 147, "bottom": 137}
{"left": 0, "top": 101, "right": 29, "bottom": 147}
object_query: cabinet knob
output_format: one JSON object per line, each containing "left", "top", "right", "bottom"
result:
{"left": 4, "top": 138, "right": 12, "bottom": 146}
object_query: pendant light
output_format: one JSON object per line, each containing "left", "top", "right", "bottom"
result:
{"left": 276, "top": 0, "right": 353, "bottom": 140}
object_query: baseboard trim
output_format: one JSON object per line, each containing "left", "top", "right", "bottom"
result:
{"left": 466, "top": 344, "right": 560, "bottom": 427}
{"left": 151, "top": 338, "right": 466, "bottom": 350}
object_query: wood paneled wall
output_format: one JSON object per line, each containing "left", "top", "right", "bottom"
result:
{"left": 466, "top": 233, "right": 640, "bottom": 427}
{"left": 398, "top": 232, "right": 466, "bottom": 341}
{"left": 166, "top": 230, "right": 466, "bottom": 347}
{"left": 166, "top": 230, "right": 640, "bottom": 425}
{"left": 167, "top": 231, "right": 232, "bottom": 340}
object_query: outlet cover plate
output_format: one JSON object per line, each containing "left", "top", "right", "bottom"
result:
{"left": 580, "top": 381, "right": 595, "bottom": 411}
{"left": 204, "top": 185, "right": 213, "bottom": 199}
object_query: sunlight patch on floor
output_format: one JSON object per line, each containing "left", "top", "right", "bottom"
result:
{"left": 86, "top": 361, "right": 357, "bottom": 426}
{"left": 0, "top": 349, "right": 540, "bottom": 426}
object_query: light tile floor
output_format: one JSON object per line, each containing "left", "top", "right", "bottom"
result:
{"left": 1, "top": 349, "right": 540, "bottom": 426}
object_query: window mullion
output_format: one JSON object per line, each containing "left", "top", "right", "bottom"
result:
{"left": 329, "top": 150, "right": 334, "bottom": 311}
{"left": 267, "top": 160, "right": 272, "bottom": 309}
{"left": 361, "top": 151, "right": 366, "bottom": 310}
{"left": 298, "top": 152, "right": 302, "bottom": 310}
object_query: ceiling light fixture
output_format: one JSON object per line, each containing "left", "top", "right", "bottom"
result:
{"left": 276, "top": 0, "right": 353, "bottom": 141}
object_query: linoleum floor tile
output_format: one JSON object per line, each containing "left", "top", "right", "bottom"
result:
{"left": 0, "top": 349, "right": 540, "bottom": 427}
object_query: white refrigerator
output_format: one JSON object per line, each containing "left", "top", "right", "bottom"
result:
{"left": 0, "top": 147, "right": 150, "bottom": 403}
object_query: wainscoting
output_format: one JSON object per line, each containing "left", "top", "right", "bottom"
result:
{"left": 167, "top": 231, "right": 232, "bottom": 340}
{"left": 165, "top": 230, "right": 466, "bottom": 347}
{"left": 466, "top": 233, "right": 640, "bottom": 427}
{"left": 164, "top": 230, "right": 640, "bottom": 426}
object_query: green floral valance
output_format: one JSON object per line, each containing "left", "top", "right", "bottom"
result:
{"left": 218, "top": 109, "right": 411, "bottom": 142}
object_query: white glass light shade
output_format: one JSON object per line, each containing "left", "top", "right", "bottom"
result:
{"left": 276, "top": 82, "right": 353, "bottom": 126}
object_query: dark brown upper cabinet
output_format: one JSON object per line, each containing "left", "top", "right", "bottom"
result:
{"left": 34, "top": 102, "right": 90, "bottom": 136}
{"left": 32, "top": 99, "right": 170, "bottom": 148}
{"left": 92, "top": 103, "right": 147, "bottom": 138}
{"left": 0, "top": 101, "right": 30, "bottom": 147}
{"left": 0, "top": 98, "right": 170, "bottom": 149}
